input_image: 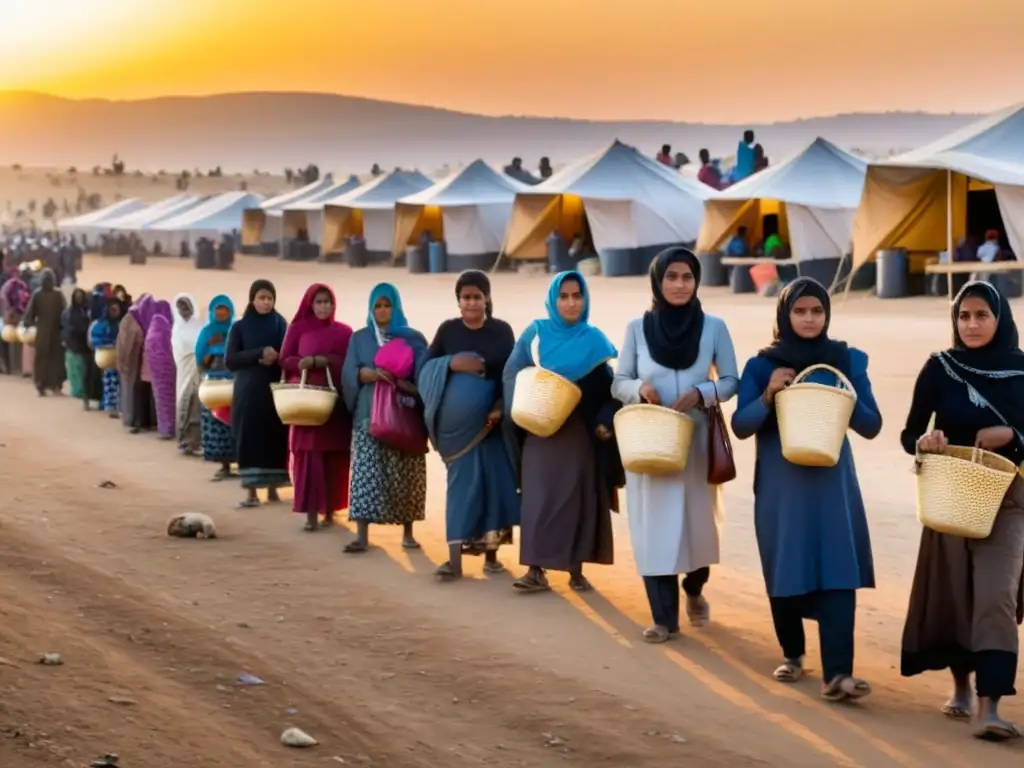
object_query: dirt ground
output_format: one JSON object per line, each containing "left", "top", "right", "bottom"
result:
{"left": 0, "top": 256, "right": 1022, "bottom": 767}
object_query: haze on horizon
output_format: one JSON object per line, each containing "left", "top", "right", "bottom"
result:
{"left": 1, "top": 0, "right": 1021, "bottom": 124}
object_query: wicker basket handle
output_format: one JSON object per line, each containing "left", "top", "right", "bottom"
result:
{"left": 791, "top": 364, "right": 856, "bottom": 398}
{"left": 323, "top": 366, "right": 336, "bottom": 392}
{"left": 529, "top": 332, "right": 543, "bottom": 371}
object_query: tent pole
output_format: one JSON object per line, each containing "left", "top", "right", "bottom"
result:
{"left": 946, "top": 169, "right": 953, "bottom": 266}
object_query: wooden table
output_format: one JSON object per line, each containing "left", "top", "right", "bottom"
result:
{"left": 721, "top": 257, "right": 783, "bottom": 266}
{"left": 924, "top": 261, "right": 1024, "bottom": 300}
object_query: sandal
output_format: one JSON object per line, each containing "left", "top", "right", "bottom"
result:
{"left": 822, "top": 675, "right": 871, "bottom": 702}
{"left": 343, "top": 540, "right": 369, "bottom": 554}
{"left": 512, "top": 571, "right": 550, "bottom": 593}
{"left": 941, "top": 700, "right": 974, "bottom": 720}
{"left": 401, "top": 537, "right": 421, "bottom": 549}
{"left": 303, "top": 521, "right": 317, "bottom": 532}
{"left": 483, "top": 559, "right": 506, "bottom": 574}
{"left": 773, "top": 659, "right": 804, "bottom": 683}
{"left": 236, "top": 498, "right": 261, "bottom": 509}
{"left": 569, "top": 576, "right": 594, "bottom": 592}
{"left": 434, "top": 561, "right": 462, "bottom": 582}
{"left": 973, "top": 719, "right": 1021, "bottom": 741}
{"left": 641, "top": 625, "right": 674, "bottom": 644}
{"left": 686, "top": 595, "right": 710, "bottom": 627}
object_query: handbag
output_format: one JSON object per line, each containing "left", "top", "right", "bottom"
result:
{"left": 706, "top": 380, "right": 736, "bottom": 485}
{"left": 369, "top": 380, "right": 428, "bottom": 454}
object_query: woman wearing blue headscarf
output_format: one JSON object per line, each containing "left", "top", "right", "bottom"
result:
{"left": 195, "top": 294, "right": 237, "bottom": 480}
{"left": 503, "top": 270, "right": 623, "bottom": 593}
{"left": 341, "top": 282, "right": 429, "bottom": 553}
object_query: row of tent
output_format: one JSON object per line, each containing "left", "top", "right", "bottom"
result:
{"left": 59, "top": 103, "right": 1024, "bottom": 276}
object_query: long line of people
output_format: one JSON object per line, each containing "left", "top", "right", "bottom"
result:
{"left": 5, "top": 253, "right": 1023, "bottom": 742}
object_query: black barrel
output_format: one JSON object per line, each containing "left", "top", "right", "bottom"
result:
{"left": 875, "top": 248, "right": 908, "bottom": 299}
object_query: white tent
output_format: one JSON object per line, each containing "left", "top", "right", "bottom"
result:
{"left": 151, "top": 191, "right": 263, "bottom": 251}
{"left": 279, "top": 175, "right": 363, "bottom": 244}
{"left": 504, "top": 140, "right": 711, "bottom": 261}
{"left": 102, "top": 194, "right": 209, "bottom": 251}
{"left": 393, "top": 160, "right": 528, "bottom": 259}
{"left": 57, "top": 198, "right": 147, "bottom": 236}
{"left": 240, "top": 176, "right": 336, "bottom": 247}
{"left": 321, "top": 170, "right": 433, "bottom": 254}
{"left": 697, "top": 138, "right": 868, "bottom": 263}
{"left": 851, "top": 103, "right": 1024, "bottom": 274}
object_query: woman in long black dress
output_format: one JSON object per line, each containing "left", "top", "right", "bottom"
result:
{"left": 226, "top": 279, "right": 291, "bottom": 508}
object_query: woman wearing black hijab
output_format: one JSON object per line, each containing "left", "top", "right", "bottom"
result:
{"left": 732, "top": 276, "right": 882, "bottom": 701}
{"left": 900, "top": 281, "right": 1024, "bottom": 741}
{"left": 612, "top": 247, "right": 739, "bottom": 642}
{"left": 226, "top": 279, "right": 291, "bottom": 508}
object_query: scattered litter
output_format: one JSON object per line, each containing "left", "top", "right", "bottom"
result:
{"left": 107, "top": 696, "right": 137, "bottom": 706}
{"left": 236, "top": 672, "right": 264, "bottom": 686}
{"left": 281, "top": 727, "right": 317, "bottom": 748}
{"left": 668, "top": 734, "right": 687, "bottom": 744}
{"left": 39, "top": 653, "right": 63, "bottom": 666}
{"left": 542, "top": 733, "right": 566, "bottom": 748}
{"left": 284, "top": 707, "right": 299, "bottom": 716}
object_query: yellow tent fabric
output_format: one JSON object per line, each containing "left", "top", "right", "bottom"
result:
{"left": 241, "top": 210, "right": 266, "bottom": 246}
{"left": 392, "top": 204, "right": 443, "bottom": 257}
{"left": 850, "top": 167, "right": 967, "bottom": 275}
{"left": 695, "top": 199, "right": 789, "bottom": 253}
{"left": 320, "top": 207, "right": 364, "bottom": 253}
{"left": 502, "top": 194, "right": 587, "bottom": 260}
{"left": 281, "top": 210, "right": 308, "bottom": 239}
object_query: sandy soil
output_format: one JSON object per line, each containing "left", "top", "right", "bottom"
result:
{"left": 0, "top": 255, "right": 1021, "bottom": 767}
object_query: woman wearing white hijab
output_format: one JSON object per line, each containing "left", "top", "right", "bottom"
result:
{"left": 172, "top": 293, "right": 204, "bottom": 455}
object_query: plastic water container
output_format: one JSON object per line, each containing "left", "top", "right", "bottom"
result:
{"left": 876, "top": 248, "right": 908, "bottom": 299}
{"left": 697, "top": 252, "right": 727, "bottom": 286}
{"left": 546, "top": 232, "right": 569, "bottom": 273}
{"left": 599, "top": 248, "right": 638, "bottom": 277}
{"left": 729, "top": 263, "right": 756, "bottom": 293}
{"left": 407, "top": 245, "right": 428, "bottom": 274}
{"left": 428, "top": 241, "right": 448, "bottom": 273}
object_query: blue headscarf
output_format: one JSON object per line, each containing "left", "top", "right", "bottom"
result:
{"left": 367, "top": 282, "right": 414, "bottom": 342}
{"left": 525, "top": 270, "right": 616, "bottom": 382}
{"left": 195, "top": 294, "right": 236, "bottom": 361}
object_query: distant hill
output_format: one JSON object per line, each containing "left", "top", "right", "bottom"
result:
{"left": 0, "top": 90, "right": 983, "bottom": 175}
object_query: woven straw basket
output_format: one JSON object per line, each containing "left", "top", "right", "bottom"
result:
{"left": 614, "top": 403, "right": 695, "bottom": 475}
{"left": 198, "top": 377, "right": 234, "bottom": 410}
{"left": 94, "top": 347, "right": 117, "bottom": 370}
{"left": 510, "top": 335, "right": 582, "bottom": 438}
{"left": 272, "top": 367, "right": 338, "bottom": 427}
{"left": 776, "top": 363, "right": 856, "bottom": 467}
{"left": 1, "top": 325, "right": 17, "bottom": 343}
{"left": 915, "top": 413, "right": 1016, "bottom": 539}
{"left": 17, "top": 326, "right": 36, "bottom": 346}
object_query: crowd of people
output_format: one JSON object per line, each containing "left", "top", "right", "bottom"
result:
{"left": 1, "top": 249, "right": 1022, "bottom": 741}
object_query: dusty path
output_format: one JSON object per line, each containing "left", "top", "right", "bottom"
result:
{"left": 0, "top": 256, "right": 1021, "bottom": 766}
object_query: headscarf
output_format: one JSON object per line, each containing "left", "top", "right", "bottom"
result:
{"left": 171, "top": 293, "right": 203, "bottom": 357}
{"left": 238, "top": 279, "right": 286, "bottom": 348}
{"left": 128, "top": 294, "right": 156, "bottom": 334}
{"left": 936, "top": 280, "right": 1024, "bottom": 437}
{"left": 243, "top": 279, "right": 276, "bottom": 318}
{"left": 39, "top": 268, "right": 55, "bottom": 291}
{"left": 455, "top": 270, "right": 494, "bottom": 318}
{"left": 151, "top": 299, "right": 173, "bottom": 326}
{"left": 89, "top": 282, "right": 111, "bottom": 320}
{"left": 367, "top": 282, "right": 413, "bottom": 345}
{"left": 526, "top": 270, "right": 616, "bottom": 382}
{"left": 757, "top": 276, "right": 850, "bottom": 374}
{"left": 642, "top": 247, "right": 705, "bottom": 371}
{"left": 292, "top": 283, "right": 336, "bottom": 327}
{"left": 195, "top": 294, "right": 235, "bottom": 361}
{"left": 112, "top": 284, "right": 132, "bottom": 306}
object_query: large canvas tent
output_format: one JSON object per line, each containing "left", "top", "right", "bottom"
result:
{"left": 393, "top": 160, "right": 528, "bottom": 268}
{"left": 503, "top": 140, "right": 711, "bottom": 267}
{"left": 279, "top": 175, "right": 362, "bottom": 246}
{"left": 851, "top": 103, "right": 1024, "bottom": 278}
{"left": 697, "top": 138, "right": 868, "bottom": 285}
{"left": 102, "top": 194, "right": 208, "bottom": 251}
{"left": 57, "top": 198, "right": 147, "bottom": 236}
{"left": 240, "top": 176, "right": 335, "bottom": 250}
{"left": 321, "top": 170, "right": 433, "bottom": 257}
{"left": 150, "top": 191, "right": 262, "bottom": 251}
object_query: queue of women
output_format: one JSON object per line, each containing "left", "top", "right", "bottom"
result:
{"left": 5, "top": 251, "right": 1024, "bottom": 742}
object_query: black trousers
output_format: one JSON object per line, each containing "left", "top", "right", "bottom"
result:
{"left": 642, "top": 567, "right": 711, "bottom": 633}
{"left": 770, "top": 589, "right": 856, "bottom": 682}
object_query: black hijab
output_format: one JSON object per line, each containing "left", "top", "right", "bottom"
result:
{"left": 643, "top": 247, "right": 705, "bottom": 370}
{"left": 941, "top": 280, "right": 1024, "bottom": 435}
{"left": 240, "top": 278, "right": 286, "bottom": 347}
{"left": 758, "top": 277, "right": 850, "bottom": 373}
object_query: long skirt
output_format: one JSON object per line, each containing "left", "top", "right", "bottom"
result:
{"left": 5, "top": 342, "right": 22, "bottom": 375}
{"left": 65, "top": 350, "right": 85, "bottom": 398}
{"left": 240, "top": 465, "right": 291, "bottom": 490}
{"left": 292, "top": 449, "right": 350, "bottom": 516}
{"left": 201, "top": 405, "right": 235, "bottom": 463}
{"left": 120, "top": 374, "right": 155, "bottom": 429}
{"left": 101, "top": 369, "right": 120, "bottom": 412}
{"left": 177, "top": 386, "right": 201, "bottom": 452}
{"left": 901, "top": 476, "right": 1024, "bottom": 698}
{"left": 519, "top": 413, "right": 614, "bottom": 570}
{"left": 348, "top": 423, "right": 426, "bottom": 525}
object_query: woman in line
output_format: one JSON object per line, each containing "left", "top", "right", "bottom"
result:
{"left": 503, "top": 271, "right": 622, "bottom": 592}
{"left": 172, "top": 294, "right": 203, "bottom": 455}
{"left": 61, "top": 287, "right": 101, "bottom": 407}
{"left": 145, "top": 302, "right": 177, "bottom": 440}
{"left": 420, "top": 270, "right": 520, "bottom": 580}
{"left": 226, "top": 279, "right": 290, "bottom": 507}
{"left": 341, "top": 283, "right": 428, "bottom": 553}
{"left": 117, "top": 294, "right": 156, "bottom": 433}
{"left": 0, "top": 269, "right": 31, "bottom": 376}
{"left": 732, "top": 277, "right": 881, "bottom": 701}
{"left": 112, "top": 284, "right": 132, "bottom": 306}
{"left": 281, "top": 283, "right": 354, "bottom": 531}
{"left": 23, "top": 267, "right": 66, "bottom": 396}
{"left": 196, "top": 295, "right": 237, "bottom": 480}
{"left": 612, "top": 248, "right": 739, "bottom": 641}
{"left": 90, "top": 292, "right": 123, "bottom": 418}
{"left": 901, "top": 281, "right": 1024, "bottom": 741}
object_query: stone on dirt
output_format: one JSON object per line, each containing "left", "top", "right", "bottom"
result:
{"left": 281, "top": 727, "right": 317, "bottom": 747}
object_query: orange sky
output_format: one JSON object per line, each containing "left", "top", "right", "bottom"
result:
{"left": 2, "top": 0, "right": 1022, "bottom": 122}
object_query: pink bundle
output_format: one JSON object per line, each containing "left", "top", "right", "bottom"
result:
{"left": 373, "top": 338, "right": 415, "bottom": 379}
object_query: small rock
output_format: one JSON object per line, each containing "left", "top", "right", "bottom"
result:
{"left": 90, "top": 754, "right": 119, "bottom": 767}
{"left": 281, "top": 727, "right": 317, "bottom": 748}
{"left": 107, "top": 696, "right": 136, "bottom": 706}
{"left": 0, "top": 656, "right": 18, "bottom": 667}
{"left": 331, "top": 759, "right": 347, "bottom": 765}
{"left": 644, "top": 730, "right": 659, "bottom": 737}
{"left": 236, "top": 673, "right": 264, "bottom": 686}
{"left": 236, "top": 622, "right": 251, "bottom": 629}
{"left": 542, "top": 733, "right": 566, "bottom": 748}
{"left": 96, "top": 480, "right": 118, "bottom": 490}
{"left": 668, "top": 734, "right": 687, "bottom": 744}
{"left": 215, "top": 684, "right": 229, "bottom": 692}
{"left": 284, "top": 707, "right": 299, "bottom": 716}
{"left": 39, "top": 653, "right": 63, "bottom": 666}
